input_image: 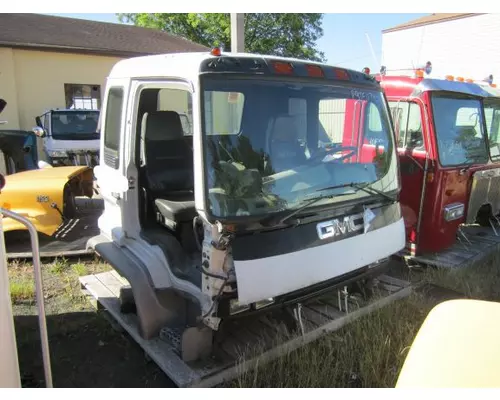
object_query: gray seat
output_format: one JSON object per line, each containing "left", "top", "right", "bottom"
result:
{"left": 141, "top": 110, "right": 196, "bottom": 228}
{"left": 267, "top": 114, "right": 307, "bottom": 172}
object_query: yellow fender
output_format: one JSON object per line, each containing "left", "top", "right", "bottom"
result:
{"left": 397, "top": 299, "right": 500, "bottom": 388}
{"left": 0, "top": 166, "right": 93, "bottom": 237}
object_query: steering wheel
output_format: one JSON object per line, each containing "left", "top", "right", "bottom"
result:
{"left": 309, "top": 145, "right": 358, "bottom": 163}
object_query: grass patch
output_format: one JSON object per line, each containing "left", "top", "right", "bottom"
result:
{"left": 233, "top": 293, "right": 431, "bottom": 388}
{"left": 49, "top": 258, "right": 70, "bottom": 275}
{"left": 234, "top": 254, "right": 500, "bottom": 388}
{"left": 8, "top": 261, "right": 36, "bottom": 303}
{"left": 72, "top": 263, "right": 88, "bottom": 277}
{"left": 10, "top": 278, "right": 35, "bottom": 302}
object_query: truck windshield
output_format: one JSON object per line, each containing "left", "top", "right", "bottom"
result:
{"left": 51, "top": 111, "right": 100, "bottom": 140}
{"left": 484, "top": 99, "right": 500, "bottom": 161}
{"left": 431, "top": 94, "right": 488, "bottom": 167}
{"left": 201, "top": 76, "right": 398, "bottom": 219}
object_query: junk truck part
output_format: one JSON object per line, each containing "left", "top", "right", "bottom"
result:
{"left": 0, "top": 164, "right": 102, "bottom": 258}
{"left": 77, "top": 49, "right": 410, "bottom": 386}
{"left": 33, "top": 108, "right": 100, "bottom": 167}
{"left": 371, "top": 64, "right": 500, "bottom": 268}
{"left": 396, "top": 298, "right": 500, "bottom": 388}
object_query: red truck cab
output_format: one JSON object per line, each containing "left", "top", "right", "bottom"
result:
{"left": 373, "top": 70, "right": 500, "bottom": 257}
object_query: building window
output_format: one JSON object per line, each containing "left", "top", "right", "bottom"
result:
{"left": 64, "top": 84, "right": 101, "bottom": 110}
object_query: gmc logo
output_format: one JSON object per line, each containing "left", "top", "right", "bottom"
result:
{"left": 316, "top": 213, "right": 364, "bottom": 240}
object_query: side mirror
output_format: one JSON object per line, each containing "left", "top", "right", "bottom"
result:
{"left": 0, "top": 99, "right": 6, "bottom": 114}
{"left": 35, "top": 116, "right": 43, "bottom": 128}
{"left": 32, "top": 127, "right": 46, "bottom": 138}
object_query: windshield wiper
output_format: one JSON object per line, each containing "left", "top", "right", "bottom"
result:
{"left": 317, "top": 181, "right": 397, "bottom": 203}
{"left": 262, "top": 182, "right": 396, "bottom": 228}
{"left": 264, "top": 183, "right": 358, "bottom": 227}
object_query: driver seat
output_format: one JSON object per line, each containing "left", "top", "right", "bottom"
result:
{"left": 267, "top": 114, "right": 307, "bottom": 172}
{"left": 140, "top": 110, "right": 197, "bottom": 232}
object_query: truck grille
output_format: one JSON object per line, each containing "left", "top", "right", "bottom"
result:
{"left": 466, "top": 168, "right": 500, "bottom": 224}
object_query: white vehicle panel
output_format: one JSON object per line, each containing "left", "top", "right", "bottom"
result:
{"left": 234, "top": 218, "right": 405, "bottom": 305}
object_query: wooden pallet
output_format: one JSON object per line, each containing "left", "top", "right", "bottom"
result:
{"left": 403, "top": 225, "right": 500, "bottom": 269}
{"left": 80, "top": 271, "right": 411, "bottom": 388}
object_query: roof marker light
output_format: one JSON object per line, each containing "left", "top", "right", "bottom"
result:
{"left": 272, "top": 61, "right": 294, "bottom": 75}
{"left": 210, "top": 47, "right": 222, "bottom": 56}
{"left": 305, "top": 64, "right": 324, "bottom": 78}
{"left": 445, "top": 75, "right": 454, "bottom": 81}
{"left": 456, "top": 77, "right": 465, "bottom": 82}
{"left": 334, "top": 68, "right": 350, "bottom": 80}
{"left": 466, "top": 78, "right": 474, "bottom": 83}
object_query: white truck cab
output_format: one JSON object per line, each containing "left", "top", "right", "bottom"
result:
{"left": 33, "top": 109, "right": 100, "bottom": 167}
{"left": 88, "top": 49, "right": 406, "bottom": 362}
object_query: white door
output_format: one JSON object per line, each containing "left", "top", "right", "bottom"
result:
{"left": 94, "top": 78, "right": 131, "bottom": 243}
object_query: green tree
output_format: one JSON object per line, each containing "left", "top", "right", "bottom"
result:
{"left": 117, "top": 13, "right": 325, "bottom": 62}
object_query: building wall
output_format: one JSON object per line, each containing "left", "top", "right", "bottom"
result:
{"left": 10, "top": 49, "right": 122, "bottom": 130}
{"left": 0, "top": 47, "right": 122, "bottom": 161}
{"left": 0, "top": 48, "right": 21, "bottom": 128}
{"left": 381, "top": 14, "right": 500, "bottom": 83}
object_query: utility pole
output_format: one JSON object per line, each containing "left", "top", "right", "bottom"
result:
{"left": 230, "top": 13, "right": 245, "bottom": 53}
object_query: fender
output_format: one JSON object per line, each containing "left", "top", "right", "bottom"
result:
{"left": 0, "top": 165, "right": 94, "bottom": 236}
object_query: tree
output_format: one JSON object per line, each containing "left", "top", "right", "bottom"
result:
{"left": 117, "top": 13, "right": 325, "bottom": 62}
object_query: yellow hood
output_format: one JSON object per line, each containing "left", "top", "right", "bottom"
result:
{"left": 0, "top": 165, "right": 93, "bottom": 236}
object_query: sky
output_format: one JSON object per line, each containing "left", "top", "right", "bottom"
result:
{"left": 45, "top": 13, "right": 429, "bottom": 72}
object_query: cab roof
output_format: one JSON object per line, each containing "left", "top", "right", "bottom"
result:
{"left": 107, "top": 51, "right": 380, "bottom": 88}
{"left": 380, "top": 75, "right": 500, "bottom": 99}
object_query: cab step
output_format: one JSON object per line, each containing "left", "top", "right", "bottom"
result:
{"left": 79, "top": 271, "right": 411, "bottom": 388}
{"left": 402, "top": 225, "right": 500, "bottom": 269}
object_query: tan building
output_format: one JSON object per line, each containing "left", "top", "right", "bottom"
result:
{"left": 0, "top": 13, "right": 207, "bottom": 135}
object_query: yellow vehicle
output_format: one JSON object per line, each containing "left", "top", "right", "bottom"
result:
{"left": 0, "top": 165, "right": 95, "bottom": 236}
{"left": 397, "top": 299, "right": 500, "bottom": 388}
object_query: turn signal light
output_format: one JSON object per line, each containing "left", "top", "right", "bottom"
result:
{"left": 415, "top": 69, "right": 424, "bottom": 78}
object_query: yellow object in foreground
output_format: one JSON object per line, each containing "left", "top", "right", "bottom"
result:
{"left": 397, "top": 299, "right": 500, "bottom": 388}
{"left": 0, "top": 166, "right": 93, "bottom": 236}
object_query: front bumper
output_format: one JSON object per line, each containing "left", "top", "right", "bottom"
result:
{"left": 219, "top": 257, "right": 392, "bottom": 320}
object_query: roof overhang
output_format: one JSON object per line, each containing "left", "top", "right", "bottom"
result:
{"left": 411, "top": 78, "right": 500, "bottom": 99}
{"left": 0, "top": 42, "right": 163, "bottom": 59}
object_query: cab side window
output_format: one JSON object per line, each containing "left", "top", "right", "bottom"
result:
{"left": 103, "top": 87, "right": 124, "bottom": 169}
{"left": 389, "top": 101, "right": 424, "bottom": 149}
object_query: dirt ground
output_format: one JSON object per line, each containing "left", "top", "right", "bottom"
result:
{"left": 9, "top": 256, "right": 175, "bottom": 388}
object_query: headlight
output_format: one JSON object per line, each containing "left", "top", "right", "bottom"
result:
{"left": 48, "top": 150, "right": 67, "bottom": 158}
{"left": 443, "top": 203, "right": 465, "bottom": 221}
